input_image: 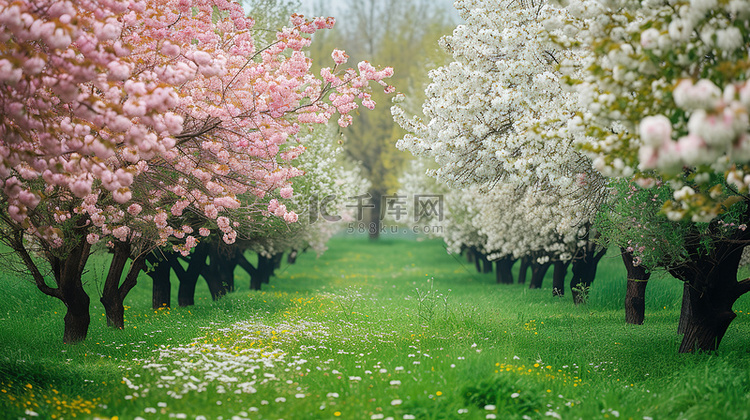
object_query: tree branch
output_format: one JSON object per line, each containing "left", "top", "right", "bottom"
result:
{"left": 119, "top": 252, "right": 147, "bottom": 300}
{"left": 235, "top": 251, "right": 258, "bottom": 276}
{"left": 10, "top": 230, "right": 61, "bottom": 299}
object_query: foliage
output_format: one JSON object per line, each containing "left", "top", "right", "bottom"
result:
{"left": 556, "top": 0, "right": 750, "bottom": 221}
{"left": 392, "top": 0, "right": 608, "bottom": 269}
{"left": 595, "top": 179, "right": 685, "bottom": 269}
{"left": 244, "top": 124, "right": 369, "bottom": 257}
{"left": 412, "top": 277, "right": 451, "bottom": 324}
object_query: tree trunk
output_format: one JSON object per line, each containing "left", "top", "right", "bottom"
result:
{"left": 57, "top": 235, "right": 92, "bottom": 343}
{"left": 261, "top": 256, "right": 272, "bottom": 284}
{"left": 147, "top": 253, "right": 173, "bottom": 309}
{"left": 677, "top": 283, "right": 692, "bottom": 334}
{"left": 495, "top": 257, "right": 515, "bottom": 284}
{"left": 621, "top": 249, "right": 650, "bottom": 325}
{"left": 517, "top": 256, "right": 530, "bottom": 285}
{"left": 552, "top": 260, "right": 571, "bottom": 297}
{"left": 258, "top": 254, "right": 274, "bottom": 286}
{"left": 10, "top": 227, "right": 92, "bottom": 344}
{"left": 100, "top": 242, "right": 147, "bottom": 329}
{"left": 570, "top": 245, "right": 607, "bottom": 305}
{"left": 667, "top": 230, "right": 750, "bottom": 353}
{"left": 466, "top": 247, "right": 475, "bottom": 264}
{"left": 287, "top": 249, "right": 299, "bottom": 264}
{"left": 482, "top": 254, "right": 492, "bottom": 274}
{"left": 61, "top": 285, "right": 90, "bottom": 344}
{"left": 368, "top": 192, "right": 381, "bottom": 240}
{"left": 671, "top": 271, "right": 748, "bottom": 353}
{"left": 100, "top": 242, "right": 130, "bottom": 329}
{"left": 171, "top": 242, "right": 209, "bottom": 307}
{"left": 202, "top": 242, "right": 237, "bottom": 300}
{"left": 272, "top": 253, "right": 283, "bottom": 271}
{"left": 472, "top": 248, "right": 482, "bottom": 273}
{"left": 678, "top": 283, "right": 738, "bottom": 353}
{"left": 235, "top": 251, "right": 262, "bottom": 291}
{"left": 625, "top": 280, "right": 649, "bottom": 325}
{"left": 529, "top": 260, "right": 552, "bottom": 289}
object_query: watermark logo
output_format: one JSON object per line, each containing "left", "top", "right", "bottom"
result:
{"left": 307, "top": 193, "right": 444, "bottom": 235}
{"left": 413, "top": 194, "right": 443, "bottom": 222}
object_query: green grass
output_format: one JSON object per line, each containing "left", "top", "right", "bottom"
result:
{"left": 2, "top": 235, "right": 750, "bottom": 419}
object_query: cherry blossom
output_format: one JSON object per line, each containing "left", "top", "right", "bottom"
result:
{"left": 0, "top": 0, "right": 393, "bottom": 342}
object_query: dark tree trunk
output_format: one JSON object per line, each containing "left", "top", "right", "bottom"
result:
{"left": 258, "top": 254, "right": 274, "bottom": 286}
{"left": 678, "top": 287, "right": 737, "bottom": 353}
{"left": 529, "top": 260, "right": 552, "bottom": 289}
{"left": 677, "top": 283, "right": 692, "bottom": 335}
{"left": 171, "top": 242, "right": 209, "bottom": 306}
{"left": 235, "top": 252, "right": 276, "bottom": 291}
{"left": 61, "top": 285, "right": 90, "bottom": 344}
{"left": 495, "top": 257, "right": 515, "bottom": 284}
{"left": 202, "top": 243, "right": 236, "bottom": 300}
{"left": 570, "top": 245, "right": 607, "bottom": 305}
{"left": 100, "top": 242, "right": 147, "bottom": 329}
{"left": 466, "top": 247, "right": 475, "bottom": 264}
{"left": 258, "top": 254, "right": 273, "bottom": 284}
{"left": 10, "top": 226, "right": 92, "bottom": 344}
{"left": 482, "top": 254, "right": 492, "bottom": 274}
{"left": 666, "top": 221, "right": 750, "bottom": 353}
{"left": 287, "top": 249, "right": 299, "bottom": 264}
{"left": 621, "top": 249, "right": 650, "bottom": 325}
{"left": 368, "top": 192, "right": 382, "bottom": 240}
{"left": 671, "top": 267, "right": 750, "bottom": 353}
{"left": 57, "top": 236, "right": 92, "bottom": 343}
{"left": 272, "top": 253, "right": 283, "bottom": 271}
{"left": 517, "top": 256, "right": 530, "bottom": 285}
{"left": 552, "top": 260, "right": 571, "bottom": 297}
{"left": 472, "top": 248, "right": 482, "bottom": 273}
{"left": 101, "top": 242, "right": 130, "bottom": 329}
{"left": 625, "top": 280, "right": 649, "bottom": 325}
{"left": 570, "top": 261, "right": 586, "bottom": 305}
{"left": 147, "top": 252, "right": 174, "bottom": 309}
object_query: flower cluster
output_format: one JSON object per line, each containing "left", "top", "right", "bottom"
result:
{"left": 393, "top": 0, "right": 587, "bottom": 189}
{"left": 0, "top": 0, "right": 393, "bottom": 255}
{"left": 558, "top": 0, "right": 750, "bottom": 221}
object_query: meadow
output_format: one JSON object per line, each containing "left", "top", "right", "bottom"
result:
{"left": 2, "top": 234, "right": 750, "bottom": 420}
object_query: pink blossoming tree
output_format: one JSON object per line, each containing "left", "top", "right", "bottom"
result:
{"left": 0, "top": 0, "right": 392, "bottom": 342}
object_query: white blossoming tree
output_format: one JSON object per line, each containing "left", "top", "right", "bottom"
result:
{"left": 393, "top": 0, "right": 608, "bottom": 301}
{"left": 559, "top": 0, "right": 750, "bottom": 351}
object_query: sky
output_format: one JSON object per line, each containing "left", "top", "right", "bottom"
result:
{"left": 294, "top": 0, "right": 461, "bottom": 22}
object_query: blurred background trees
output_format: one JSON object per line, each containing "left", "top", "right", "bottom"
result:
{"left": 305, "top": 0, "right": 455, "bottom": 238}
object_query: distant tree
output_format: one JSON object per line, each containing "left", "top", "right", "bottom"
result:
{"left": 309, "top": 0, "right": 454, "bottom": 239}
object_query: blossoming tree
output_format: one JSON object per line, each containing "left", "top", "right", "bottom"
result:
{"left": 559, "top": 0, "right": 750, "bottom": 351}
{"left": 200, "top": 125, "right": 369, "bottom": 296}
{"left": 0, "top": 0, "right": 392, "bottom": 342}
{"left": 393, "top": 0, "right": 608, "bottom": 300}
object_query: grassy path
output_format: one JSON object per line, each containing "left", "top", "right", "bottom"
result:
{"left": 2, "top": 236, "right": 750, "bottom": 419}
